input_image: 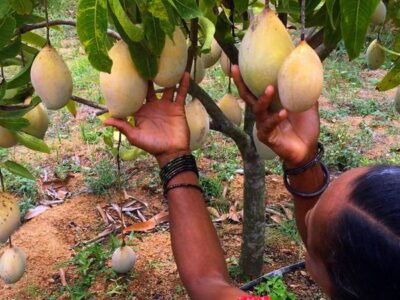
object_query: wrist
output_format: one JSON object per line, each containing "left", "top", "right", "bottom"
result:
{"left": 156, "top": 150, "right": 192, "bottom": 168}
{"left": 283, "top": 144, "right": 319, "bottom": 169}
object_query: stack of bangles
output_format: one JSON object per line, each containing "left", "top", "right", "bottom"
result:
{"left": 160, "top": 143, "right": 330, "bottom": 198}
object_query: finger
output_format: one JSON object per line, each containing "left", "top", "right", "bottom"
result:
{"left": 258, "top": 109, "right": 288, "bottom": 132}
{"left": 176, "top": 72, "right": 190, "bottom": 106}
{"left": 104, "top": 118, "right": 139, "bottom": 143}
{"left": 146, "top": 81, "right": 157, "bottom": 102}
{"left": 162, "top": 87, "right": 176, "bottom": 102}
{"left": 254, "top": 85, "right": 275, "bottom": 114}
{"left": 231, "top": 65, "right": 257, "bottom": 106}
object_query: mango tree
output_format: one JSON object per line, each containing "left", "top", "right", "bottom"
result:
{"left": 0, "top": 0, "right": 399, "bottom": 277}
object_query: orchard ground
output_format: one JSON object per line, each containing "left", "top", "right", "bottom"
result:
{"left": 1, "top": 3, "right": 400, "bottom": 300}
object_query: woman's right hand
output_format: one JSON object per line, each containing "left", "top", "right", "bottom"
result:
{"left": 232, "top": 65, "right": 320, "bottom": 168}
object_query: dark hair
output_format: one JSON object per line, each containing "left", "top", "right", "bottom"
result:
{"left": 324, "top": 166, "right": 400, "bottom": 300}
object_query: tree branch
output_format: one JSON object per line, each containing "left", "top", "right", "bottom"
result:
{"left": 18, "top": 20, "right": 121, "bottom": 40}
{"left": 70, "top": 95, "right": 108, "bottom": 111}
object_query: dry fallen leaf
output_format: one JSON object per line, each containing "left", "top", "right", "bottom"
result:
{"left": 123, "top": 211, "right": 169, "bottom": 233}
{"left": 24, "top": 205, "right": 50, "bottom": 220}
{"left": 270, "top": 214, "right": 283, "bottom": 224}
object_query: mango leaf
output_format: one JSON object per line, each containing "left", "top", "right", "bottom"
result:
{"left": 77, "top": 0, "right": 112, "bottom": 73}
{"left": 0, "top": 2, "right": 11, "bottom": 19}
{"left": 377, "top": 61, "right": 400, "bottom": 91}
{"left": 103, "top": 133, "right": 113, "bottom": 148}
{"left": 324, "top": 0, "right": 341, "bottom": 49}
{"left": 8, "top": 0, "right": 33, "bottom": 15}
{"left": 120, "top": 147, "right": 146, "bottom": 161}
{"left": 148, "top": 0, "right": 176, "bottom": 37}
{"left": 0, "top": 96, "right": 39, "bottom": 117}
{"left": 0, "top": 117, "right": 29, "bottom": 131}
{"left": 21, "top": 32, "right": 47, "bottom": 48}
{"left": 6, "top": 55, "right": 34, "bottom": 89}
{"left": 0, "top": 16, "right": 16, "bottom": 49}
{"left": 167, "top": 0, "right": 202, "bottom": 19}
{"left": 326, "top": 0, "right": 336, "bottom": 29}
{"left": 109, "top": 0, "right": 144, "bottom": 42}
{"left": 15, "top": 131, "right": 50, "bottom": 153}
{"left": 340, "top": 0, "right": 380, "bottom": 60}
{"left": 14, "top": 14, "right": 45, "bottom": 27}
{"left": 233, "top": 0, "right": 249, "bottom": 13}
{"left": 199, "top": 16, "right": 215, "bottom": 53}
{"left": 0, "top": 80, "right": 7, "bottom": 100}
{"left": 2, "top": 160, "right": 34, "bottom": 180}
{"left": 66, "top": 99, "right": 77, "bottom": 117}
{"left": 0, "top": 37, "right": 21, "bottom": 61}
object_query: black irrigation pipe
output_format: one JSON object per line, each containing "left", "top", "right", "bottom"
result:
{"left": 240, "top": 261, "right": 306, "bottom": 291}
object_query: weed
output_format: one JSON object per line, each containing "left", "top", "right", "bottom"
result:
{"left": 85, "top": 158, "right": 118, "bottom": 194}
{"left": 254, "top": 276, "right": 296, "bottom": 300}
{"left": 80, "top": 123, "right": 102, "bottom": 144}
{"left": 276, "top": 219, "right": 301, "bottom": 245}
{"left": 200, "top": 175, "right": 222, "bottom": 199}
{"left": 147, "top": 259, "right": 164, "bottom": 270}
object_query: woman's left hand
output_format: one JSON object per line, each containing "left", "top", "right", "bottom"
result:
{"left": 104, "top": 73, "right": 191, "bottom": 166}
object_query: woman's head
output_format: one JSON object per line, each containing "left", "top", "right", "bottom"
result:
{"left": 305, "top": 166, "right": 400, "bottom": 299}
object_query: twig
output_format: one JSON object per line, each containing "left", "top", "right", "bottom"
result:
{"left": 228, "top": 4, "right": 235, "bottom": 94}
{"left": 70, "top": 95, "right": 108, "bottom": 111}
{"left": 8, "top": 236, "right": 12, "bottom": 248}
{"left": 18, "top": 20, "right": 121, "bottom": 40}
{"left": 0, "top": 169, "right": 4, "bottom": 192}
{"left": 116, "top": 131, "right": 122, "bottom": 178}
{"left": 44, "top": 0, "right": 50, "bottom": 45}
{"left": 301, "top": 0, "right": 306, "bottom": 41}
{"left": 186, "top": 18, "right": 199, "bottom": 73}
{"left": 0, "top": 65, "right": 4, "bottom": 81}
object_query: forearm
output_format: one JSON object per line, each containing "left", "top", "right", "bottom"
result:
{"left": 164, "top": 169, "right": 246, "bottom": 299}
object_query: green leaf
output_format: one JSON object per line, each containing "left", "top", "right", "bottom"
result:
{"left": 199, "top": 17, "right": 215, "bottom": 53}
{"left": 2, "top": 160, "right": 34, "bottom": 180}
{"left": 14, "top": 131, "right": 50, "bottom": 153}
{"left": 0, "top": 117, "right": 29, "bottom": 131}
{"left": 0, "top": 1, "right": 11, "bottom": 19}
{"left": 8, "top": 0, "right": 33, "bottom": 15}
{"left": 167, "top": 0, "right": 202, "bottom": 19}
{"left": 21, "top": 32, "right": 47, "bottom": 48}
{"left": 324, "top": 0, "right": 341, "bottom": 49}
{"left": 109, "top": 0, "right": 144, "bottom": 42}
{"left": 377, "top": 61, "right": 400, "bottom": 91}
{"left": 66, "top": 100, "right": 77, "bottom": 117}
{"left": 119, "top": 147, "right": 145, "bottom": 161}
{"left": 233, "top": 0, "right": 249, "bottom": 13}
{"left": 148, "top": 0, "right": 176, "bottom": 37}
{"left": 326, "top": 0, "right": 336, "bottom": 29}
{"left": 77, "top": 0, "right": 112, "bottom": 73}
{"left": 0, "top": 80, "right": 7, "bottom": 100}
{"left": 340, "top": 0, "right": 380, "bottom": 60}
{"left": 142, "top": 13, "right": 166, "bottom": 56}
{"left": 7, "top": 55, "right": 34, "bottom": 89}
{"left": 0, "top": 16, "right": 16, "bottom": 49}
{"left": 0, "top": 36, "right": 21, "bottom": 61}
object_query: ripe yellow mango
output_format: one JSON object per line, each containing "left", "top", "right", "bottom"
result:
{"left": 0, "top": 127, "right": 17, "bottom": 148}
{"left": 252, "top": 125, "right": 277, "bottom": 160}
{"left": 154, "top": 27, "right": 188, "bottom": 87}
{"left": 366, "top": 39, "right": 385, "bottom": 70}
{"left": 22, "top": 98, "right": 49, "bottom": 139}
{"left": 190, "top": 58, "right": 205, "bottom": 84}
{"left": 185, "top": 99, "right": 209, "bottom": 150}
{"left": 220, "top": 52, "right": 231, "bottom": 76}
{"left": 371, "top": 1, "right": 386, "bottom": 25}
{"left": 112, "top": 246, "right": 137, "bottom": 274}
{"left": 278, "top": 41, "right": 323, "bottom": 112}
{"left": 100, "top": 41, "right": 148, "bottom": 119}
{"left": 0, "top": 246, "right": 26, "bottom": 284}
{"left": 239, "top": 8, "right": 294, "bottom": 97}
{"left": 218, "top": 93, "right": 242, "bottom": 126}
{"left": 202, "top": 39, "right": 222, "bottom": 68}
{"left": 0, "top": 193, "right": 20, "bottom": 243}
{"left": 31, "top": 45, "right": 73, "bottom": 110}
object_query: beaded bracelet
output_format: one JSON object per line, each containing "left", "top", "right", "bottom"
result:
{"left": 159, "top": 154, "right": 199, "bottom": 190}
{"left": 164, "top": 183, "right": 204, "bottom": 197}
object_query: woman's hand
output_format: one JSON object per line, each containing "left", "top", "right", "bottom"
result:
{"left": 104, "top": 73, "right": 191, "bottom": 167}
{"left": 232, "top": 65, "right": 320, "bottom": 167}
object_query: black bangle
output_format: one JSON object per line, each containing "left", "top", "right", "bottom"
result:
{"left": 284, "top": 162, "right": 330, "bottom": 198}
{"left": 160, "top": 155, "right": 199, "bottom": 190}
{"left": 283, "top": 143, "right": 324, "bottom": 175}
{"left": 164, "top": 183, "right": 203, "bottom": 197}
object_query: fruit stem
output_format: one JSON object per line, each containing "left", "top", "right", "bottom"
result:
{"left": 228, "top": 4, "right": 235, "bottom": 94}
{"left": 0, "top": 168, "right": 5, "bottom": 192}
{"left": 44, "top": 0, "right": 51, "bottom": 45}
{"left": 116, "top": 131, "right": 122, "bottom": 183}
{"left": 300, "top": 0, "right": 306, "bottom": 41}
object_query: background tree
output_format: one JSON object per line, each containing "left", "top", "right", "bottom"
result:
{"left": 0, "top": 0, "right": 399, "bottom": 277}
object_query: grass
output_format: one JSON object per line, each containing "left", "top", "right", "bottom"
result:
{"left": 254, "top": 276, "right": 296, "bottom": 300}
{"left": 84, "top": 157, "right": 119, "bottom": 194}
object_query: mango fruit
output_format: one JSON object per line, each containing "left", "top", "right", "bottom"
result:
{"left": 218, "top": 93, "right": 242, "bottom": 126}
{"left": 190, "top": 58, "right": 205, "bottom": 84}
{"left": 395, "top": 87, "right": 400, "bottom": 114}
{"left": 239, "top": 8, "right": 294, "bottom": 97}
{"left": 278, "top": 41, "right": 323, "bottom": 112}
{"left": 100, "top": 41, "right": 148, "bottom": 119}
{"left": 112, "top": 246, "right": 137, "bottom": 274}
{"left": 22, "top": 98, "right": 49, "bottom": 139}
{"left": 252, "top": 125, "right": 277, "bottom": 160}
{"left": 0, "top": 246, "right": 26, "bottom": 284}
{"left": 202, "top": 39, "right": 222, "bottom": 68}
{"left": 31, "top": 45, "right": 73, "bottom": 110}
{"left": 366, "top": 39, "right": 385, "bottom": 70}
{"left": 154, "top": 27, "right": 188, "bottom": 88}
{"left": 185, "top": 99, "right": 209, "bottom": 150}
{"left": 371, "top": 1, "right": 386, "bottom": 25}
{"left": 220, "top": 52, "right": 231, "bottom": 77}
{"left": 0, "top": 193, "right": 20, "bottom": 243}
{"left": 0, "top": 127, "right": 17, "bottom": 148}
